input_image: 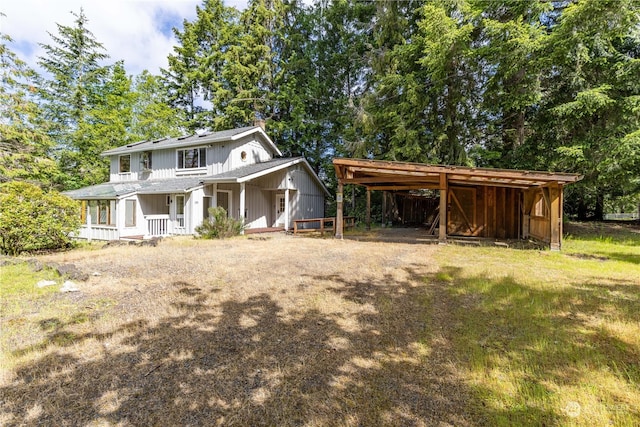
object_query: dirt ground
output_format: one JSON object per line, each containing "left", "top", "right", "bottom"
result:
{"left": 1, "top": 233, "right": 477, "bottom": 426}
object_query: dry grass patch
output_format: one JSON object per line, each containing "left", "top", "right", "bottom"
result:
{"left": 1, "top": 235, "right": 474, "bottom": 426}
{"left": 2, "top": 222, "right": 638, "bottom": 426}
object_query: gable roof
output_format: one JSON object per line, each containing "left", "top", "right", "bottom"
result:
{"left": 102, "top": 126, "right": 282, "bottom": 157}
{"left": 204, "top": 157, "right": 331, "bottom": 196}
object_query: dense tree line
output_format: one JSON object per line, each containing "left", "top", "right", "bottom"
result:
{"left": 1, "top": 1, "right": 639, "bottom": 219}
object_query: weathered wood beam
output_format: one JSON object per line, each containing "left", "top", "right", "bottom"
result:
{"left": 366, "top": 184, "right": 441, "bottom": 191}
{"left": 549, "top": 184, "right": 561, "bottom": 251}
{"left": 439, "top": 173, "right": 447, "bottom": 244}
{"left": 346, "top": 176, "right": 438, "bottom": 184}
{"left": 333, "top": 158, "right": 582, "bottom": 184}
{"left": 336, "top": 181, "right": 344, "bottom": 239}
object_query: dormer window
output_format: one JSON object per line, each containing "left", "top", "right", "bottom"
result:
{"left": 177, "top": 147, "right": 206, "bottom": 169}
{"left": 119, "top": 155, "right": 131, "bottom": 173}
{"left": 140, "top": 151, "right": 152, "bottom": 170}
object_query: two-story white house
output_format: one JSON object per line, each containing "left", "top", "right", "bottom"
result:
{"left": 64, "top": 125, "right": 329, "bottom": 240}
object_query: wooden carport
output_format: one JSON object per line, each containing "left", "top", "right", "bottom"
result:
{"left": 333, "top": 158, "right": 582, "bottom": 250}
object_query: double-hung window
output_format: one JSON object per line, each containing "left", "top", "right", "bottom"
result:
{"left": 119, "top": 155, "right": 131, "bottom": 173}
{"left": 177, "top": 147, "right": 206, "bottom": 170}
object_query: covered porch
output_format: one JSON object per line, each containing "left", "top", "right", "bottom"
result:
{"left": 333, "top": 158, "right": 582, "bottom": 250}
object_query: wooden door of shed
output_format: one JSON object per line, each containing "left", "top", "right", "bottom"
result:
{"left": 448, "top": 187, "right": 477, "bottom": 236}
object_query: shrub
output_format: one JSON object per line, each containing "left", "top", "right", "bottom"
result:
{"left": 195, "top": 207, "right": 245, "bottom": 239}
{"left": 0, "top": 181, "right": 80, "bottom": 255}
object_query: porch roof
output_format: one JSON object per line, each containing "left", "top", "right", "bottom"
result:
{"left": 63, "top": 176, "right": 205, "bottom": 200}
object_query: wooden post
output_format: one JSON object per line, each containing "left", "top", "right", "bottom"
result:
{"left": 439, "top": 173, "right": 447, "bottom": 244}
{"left": 212, "top": 183, "right": 218, "bottom": 208}
{"left": 366, "top": 188, "right": 371, "bottom": 231}
{"left": 336, "top": 182, "right": 344, "bottom": 239}
{"left": 522, "top": 189, "right": 535, "bottom": 239}
{"left": 549, "top": 184, "right": 561, "bottom": 251}
{"left": 381, "top": 191, "right": 387, "bottom": 227}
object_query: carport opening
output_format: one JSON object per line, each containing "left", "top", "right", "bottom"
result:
{"left": 383, "top": 190, "right": 440, "bottom": 232}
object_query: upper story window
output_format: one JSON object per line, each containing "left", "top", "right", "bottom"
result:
{"left": 119, "top": 155, "right": 131, "bottom": 173}
{"left": 141, "top": 151, "right": 152, "bottom": 170}
{"left": 177, "top": 147, "right": 206, "bottom": 169}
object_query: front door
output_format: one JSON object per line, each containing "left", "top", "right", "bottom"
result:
{"left": 170, "top": 194, "right": 185, "bottom": 232}
{"left": 217, "top": 190, "right": 231, "bottom": 217}
{"left": 275, "top": 194, "right": 286, "bottom": 226}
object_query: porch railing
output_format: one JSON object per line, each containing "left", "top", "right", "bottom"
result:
{"left": 146, "top": 214, "right": 170, "bottom": 236}
{"left": 145, "top": 214, "right": 188, "bottom": 236}
{"left": 75, "top": 225, "right": 119, "bottom": 241}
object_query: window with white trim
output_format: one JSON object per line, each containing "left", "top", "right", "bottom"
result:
{"left": 119, "top": 155, "right": 131, "bottom": 173}
{"left": 177, "top": 147, "right": 206, "bottom": 169}
{"left": 125, "top": 200, "right": 136, "bottom": 227}
{"left": 81, "top": 200, "right": 115, "bottom": 226}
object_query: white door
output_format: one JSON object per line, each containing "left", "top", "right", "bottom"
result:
{"left": 275, "top": 194, "right": 286, "bottom": 226}
{"left": 171, "top": 194, "right": 185, "bottom": 230}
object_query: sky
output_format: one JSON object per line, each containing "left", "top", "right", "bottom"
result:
{"left": 0, "top": 0, "right": 248, "bottom": 77}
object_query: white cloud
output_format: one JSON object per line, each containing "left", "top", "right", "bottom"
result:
{"left": 0, "top": 0, "right": 249, "bottom": 77}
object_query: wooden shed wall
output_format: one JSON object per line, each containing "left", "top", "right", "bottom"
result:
{"left": 447, "top": 186, "right": 521, "bottom": 239}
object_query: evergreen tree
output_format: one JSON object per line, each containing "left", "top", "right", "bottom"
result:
{"left": 473, "top": 0, "right": 549, "bottom": 167}
{"left": 0, "top": 29, "right": 59, "bottom": 186}
{"left": 76, "top": 61, "right": 135, "bottom": 185}
{"left": 38, "top": 9, "right": 110, "bottom": 189}
{"left": 131, "top": 70, "right": 184, "bottom": 140}
{"left": 530, "top": 0, "right": 640, "bottom": 219}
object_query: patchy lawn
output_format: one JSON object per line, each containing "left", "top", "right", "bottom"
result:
{"left": 1, "top": 222, "right": 639, "bottom": 426}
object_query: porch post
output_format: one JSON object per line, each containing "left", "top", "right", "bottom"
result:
{"left": 86, "top": 204, "right": 92, "bottom": 243}
{"left": 336, "top": 181, "right": 344, "bottom": 239}
{"left": 239, "top": 182, "right": 246, "bottom": 234}
{"left": 366, "top": 188, "right": 371, "bottom": 231}
{"left": 284, "top": 188, "right": 290, "bottom": 232}
{"left": 212, "top": 183, "right": 218, "bottom": 209}
{"left": 439, "top": 173, "right": 447, "bottom": 244}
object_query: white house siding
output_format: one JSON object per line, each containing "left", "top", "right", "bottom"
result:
{"left": 109, "top": 135, "right": 275, "bottom": 183}
{"left": 117, "top": 195, "right": 147, "bottom": 237}
{"left": 111, "top": 149, "right": 176, "bottom": 181}
{"left": 189, "top": 187, "right": 205, "bottom": 233}
{"left": 245, "top": 183, "right": 271, "bottom": 228}
{"left": 289, "top": 165, "right": 325, "bottom": 221}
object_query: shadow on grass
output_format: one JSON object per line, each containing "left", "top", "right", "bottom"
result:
{"left": 595, "top": 251, "right": 640, "bottom": 265}
{"left": 4, "top": 264, "right": 638, "bottom": 426}
{"left": 1, "top": 274, "right": 476, "bottom": 426}
{"left": 428, "top": 266, "right": 640, "bottom": 425}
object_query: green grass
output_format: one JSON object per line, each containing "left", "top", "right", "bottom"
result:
{"left": 432, "top": 223, "right": 640, "bottom": 425}
{"left": 0, "top": 263, "right": 61, "bottom": 316}
{"left": 0, "top": 262, "right": 117, "bottom": 371}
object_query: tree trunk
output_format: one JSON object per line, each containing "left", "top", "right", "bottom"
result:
{"left": 594, "top": 191, "right": 604, "bottom": 221}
